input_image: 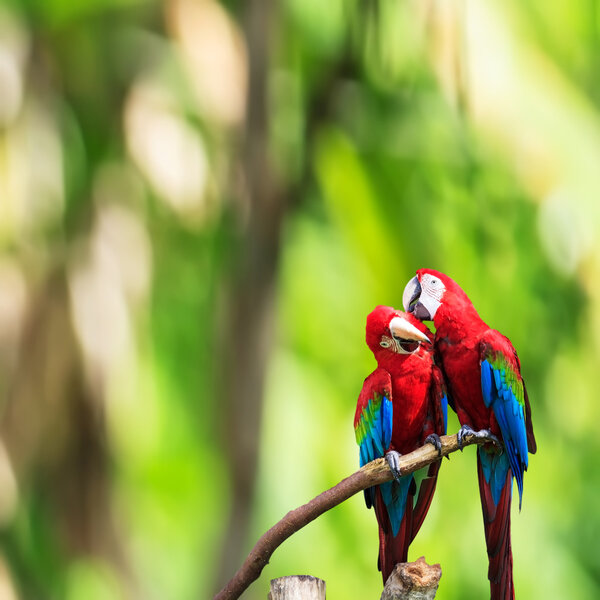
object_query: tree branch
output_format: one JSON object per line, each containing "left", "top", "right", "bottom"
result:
{"left": 213, "top": 430, "right": 497, "bottom": 600}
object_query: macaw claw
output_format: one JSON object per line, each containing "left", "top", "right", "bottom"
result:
{"left": 457, "top": 424, "right": 502, "bottom": 451}
{"left": 457, "top": 424, "right": 475, "bottom": 449}
{"left": 425, "top": 433, "right": 443, "bottom": 457}
{"left": 385, "top": 450, "right": 403, "bottom": 482}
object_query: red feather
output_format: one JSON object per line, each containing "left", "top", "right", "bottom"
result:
{"left": 478, "top": 456, "right": 514, "bottom": 600}
{"left": 374, "top": 485, "right": 414, "bottom": 581}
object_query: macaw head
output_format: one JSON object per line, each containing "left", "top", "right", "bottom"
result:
{"left": 402, "top": 269, "right": 471, "bottom": 323}
{"left": 365, "top": 305, "right": 431, "bottom": 359}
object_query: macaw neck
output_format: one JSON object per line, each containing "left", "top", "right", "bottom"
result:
{"left": 375, "top": 350, "right": 424, "bottom": 375}
{"left": 433, "top": 299, "right": 487, "bottom": 342}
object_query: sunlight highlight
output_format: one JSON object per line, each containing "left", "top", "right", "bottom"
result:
{"left": 125, "top": 80, "right": 210, "bottom": 221}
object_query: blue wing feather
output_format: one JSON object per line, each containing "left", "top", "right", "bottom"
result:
{"left": 480, "top": 356, "right": 529, "bottom": 509}
{"left": 372, "top": 403, "right": 385, "bottom": 457}
{"left": 357, "top": 395, "right": 393, "bottom": 465}
{"left": 382, "top": 397, "right": 393, "bottom": 450}
{"left": 359, "top": 444, "right": 368, "bottom": 469}
{"left": 441, "top": 394, "right": 448, "bottom": 434}
{"left": 355, "top": 387, "right": 413, "bottom": 536}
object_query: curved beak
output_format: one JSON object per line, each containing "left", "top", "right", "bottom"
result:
{"left": 389, "top": 316, "right": 429, "bottom": 343}
{"left": 402, "top": 276, "right": 421, "bottom": 313}
{"left": 402, "top": 275, "right": 433, "bottom": 320}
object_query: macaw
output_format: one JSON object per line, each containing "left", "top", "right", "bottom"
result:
{"left": 354, "top": 306, "right": 448, "bottom": 583}
{"left": 403, "top": 269, "right": 537, "bottom": 600}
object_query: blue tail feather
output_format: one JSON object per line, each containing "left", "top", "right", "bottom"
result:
{"left": 478, "top": 447, "right": 510, "bottom": 507}
{"left": 380, "top": 476, "right": 413, "bottom": 537}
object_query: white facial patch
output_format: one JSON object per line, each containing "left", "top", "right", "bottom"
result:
{"left": 418, "top": 274, "right": 446, "bottom": 319}
{"left": 379, "top": 334, "right": 419, "bottom": 355}
{"left": 421, "top": 274, "right": 445, "bottom": 299}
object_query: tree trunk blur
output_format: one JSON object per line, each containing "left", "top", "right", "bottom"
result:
{"left": 214, "top": 0, "right": 286, "bottom": 591}
{"left": 1, "top": 268, "right": 135, "bottom": 598}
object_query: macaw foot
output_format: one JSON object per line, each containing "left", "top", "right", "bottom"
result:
{"left": 457, "top": 424, "right": 476, "bottom": 449}
{"left": 425, "top": 433, "right": 442, "bottom": 457}
{"left": 385, "top": 450, "right": 403, "bottom": 483}
{"left": 457, "top": 424, "right": 502, "bottom": 451}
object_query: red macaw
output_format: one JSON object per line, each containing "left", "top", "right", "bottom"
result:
{"left": 403, "top": 269, "right": 537, "bottom": 600}
{"left": 354, "top": 306, "right": 448, "bottom": 583}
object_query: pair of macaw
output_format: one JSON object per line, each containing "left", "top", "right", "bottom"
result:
{"left": 354, "top": 269, "right": 536, "bottom": 599}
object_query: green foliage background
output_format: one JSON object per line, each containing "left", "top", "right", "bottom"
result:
{"left": 0, "top": 0, "right": 598, "bottom": 598}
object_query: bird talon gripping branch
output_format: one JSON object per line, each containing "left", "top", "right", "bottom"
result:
{"left": 457, "top": 424, "right": 476, "bottom": 450}
{"left": 476, "top": 429, "right": 503, "bottom": 452}
{"left": 385, "top": 450, "right": 403, "bottom": 482}
{"left": 424, "top": 433, "right": 443, "bottom": 457}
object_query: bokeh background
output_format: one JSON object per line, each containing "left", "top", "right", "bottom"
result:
{"left": 0, "top": 0, "right": 598, "bottom": 598}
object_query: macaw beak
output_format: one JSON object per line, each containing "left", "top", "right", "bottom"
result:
{"left": 389, "top": 316, "right": 430, "bottom": 343}
{"left": 402, "top": 276, "right": 421, "bottom": 313}
{"left": 402, "top": 276, "right": 433, "bottom": 321}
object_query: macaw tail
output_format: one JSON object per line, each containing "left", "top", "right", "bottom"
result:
{"left": 477, "top": 449, "right": 515, "bottom": 600}
{"left": 411, "top": 461, "right": 441, "bottom": 542}
{"left": 373, "top": 477, "right": 414, "bottom": 583}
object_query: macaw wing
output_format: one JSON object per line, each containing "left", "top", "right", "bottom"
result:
{"left": 523, "top": 382, "right": 537, "bottom": 454}
{"left": 434, "top": 344, "right": 455, "bottom": 414}
{"left": 479, "top": 333, "right": 530, "bottom": 508}
{"left": 354, "top": 370, "right": 393, "bottom": 470}
{"left": 355, "top": 369, "right": 411, "bottom": 538}
{"left": 432, "top": 365, "right": 448, "bottom": 435}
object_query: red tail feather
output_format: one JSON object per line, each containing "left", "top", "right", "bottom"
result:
{"left": 373, "top": 464, "right": 441, "bottom": 584}
{"left": 411, "top": 461, "right": 441, "bottom": 541}
{"left": 477, "top": 456, "right": 515, "bottom": 600}
{"left": 374, "top": 489, "right": 413, "bottom": 584}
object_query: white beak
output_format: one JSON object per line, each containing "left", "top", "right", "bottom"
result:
{"left": 389, "top": 316, "right": 430, "bottom": 342}
{"left": 402, "top": 276, "right": 420, "bottom": 312}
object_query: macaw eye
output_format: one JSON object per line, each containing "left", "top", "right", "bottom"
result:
{"left": 380, "top": 339, "right": 391, "bottom": 348}
{"left": 431, "top": 278, "right": 438, "bottom": 285}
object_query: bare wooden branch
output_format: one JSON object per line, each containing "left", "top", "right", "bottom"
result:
{"left": 268, "top": 575, "right": 326, "bottom": 600}
{"left": 213, "top": 430, "right": 496, "bottom": 600}
{"left": 380, "top": 557, "right": 441, "bottom": 600}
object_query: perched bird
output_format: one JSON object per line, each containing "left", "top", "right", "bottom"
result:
{"left": 403, "top": 269, "right": 536, "bottom": 600}
{"left": 354, "top": 306, "right": 447, "bottom": 583}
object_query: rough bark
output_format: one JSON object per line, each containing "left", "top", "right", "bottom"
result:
{"left": 268, "top": 575, "right": 326, "bottom": 600}
{"left": 380, "top": 557, "right": 441, "bottom": 600}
